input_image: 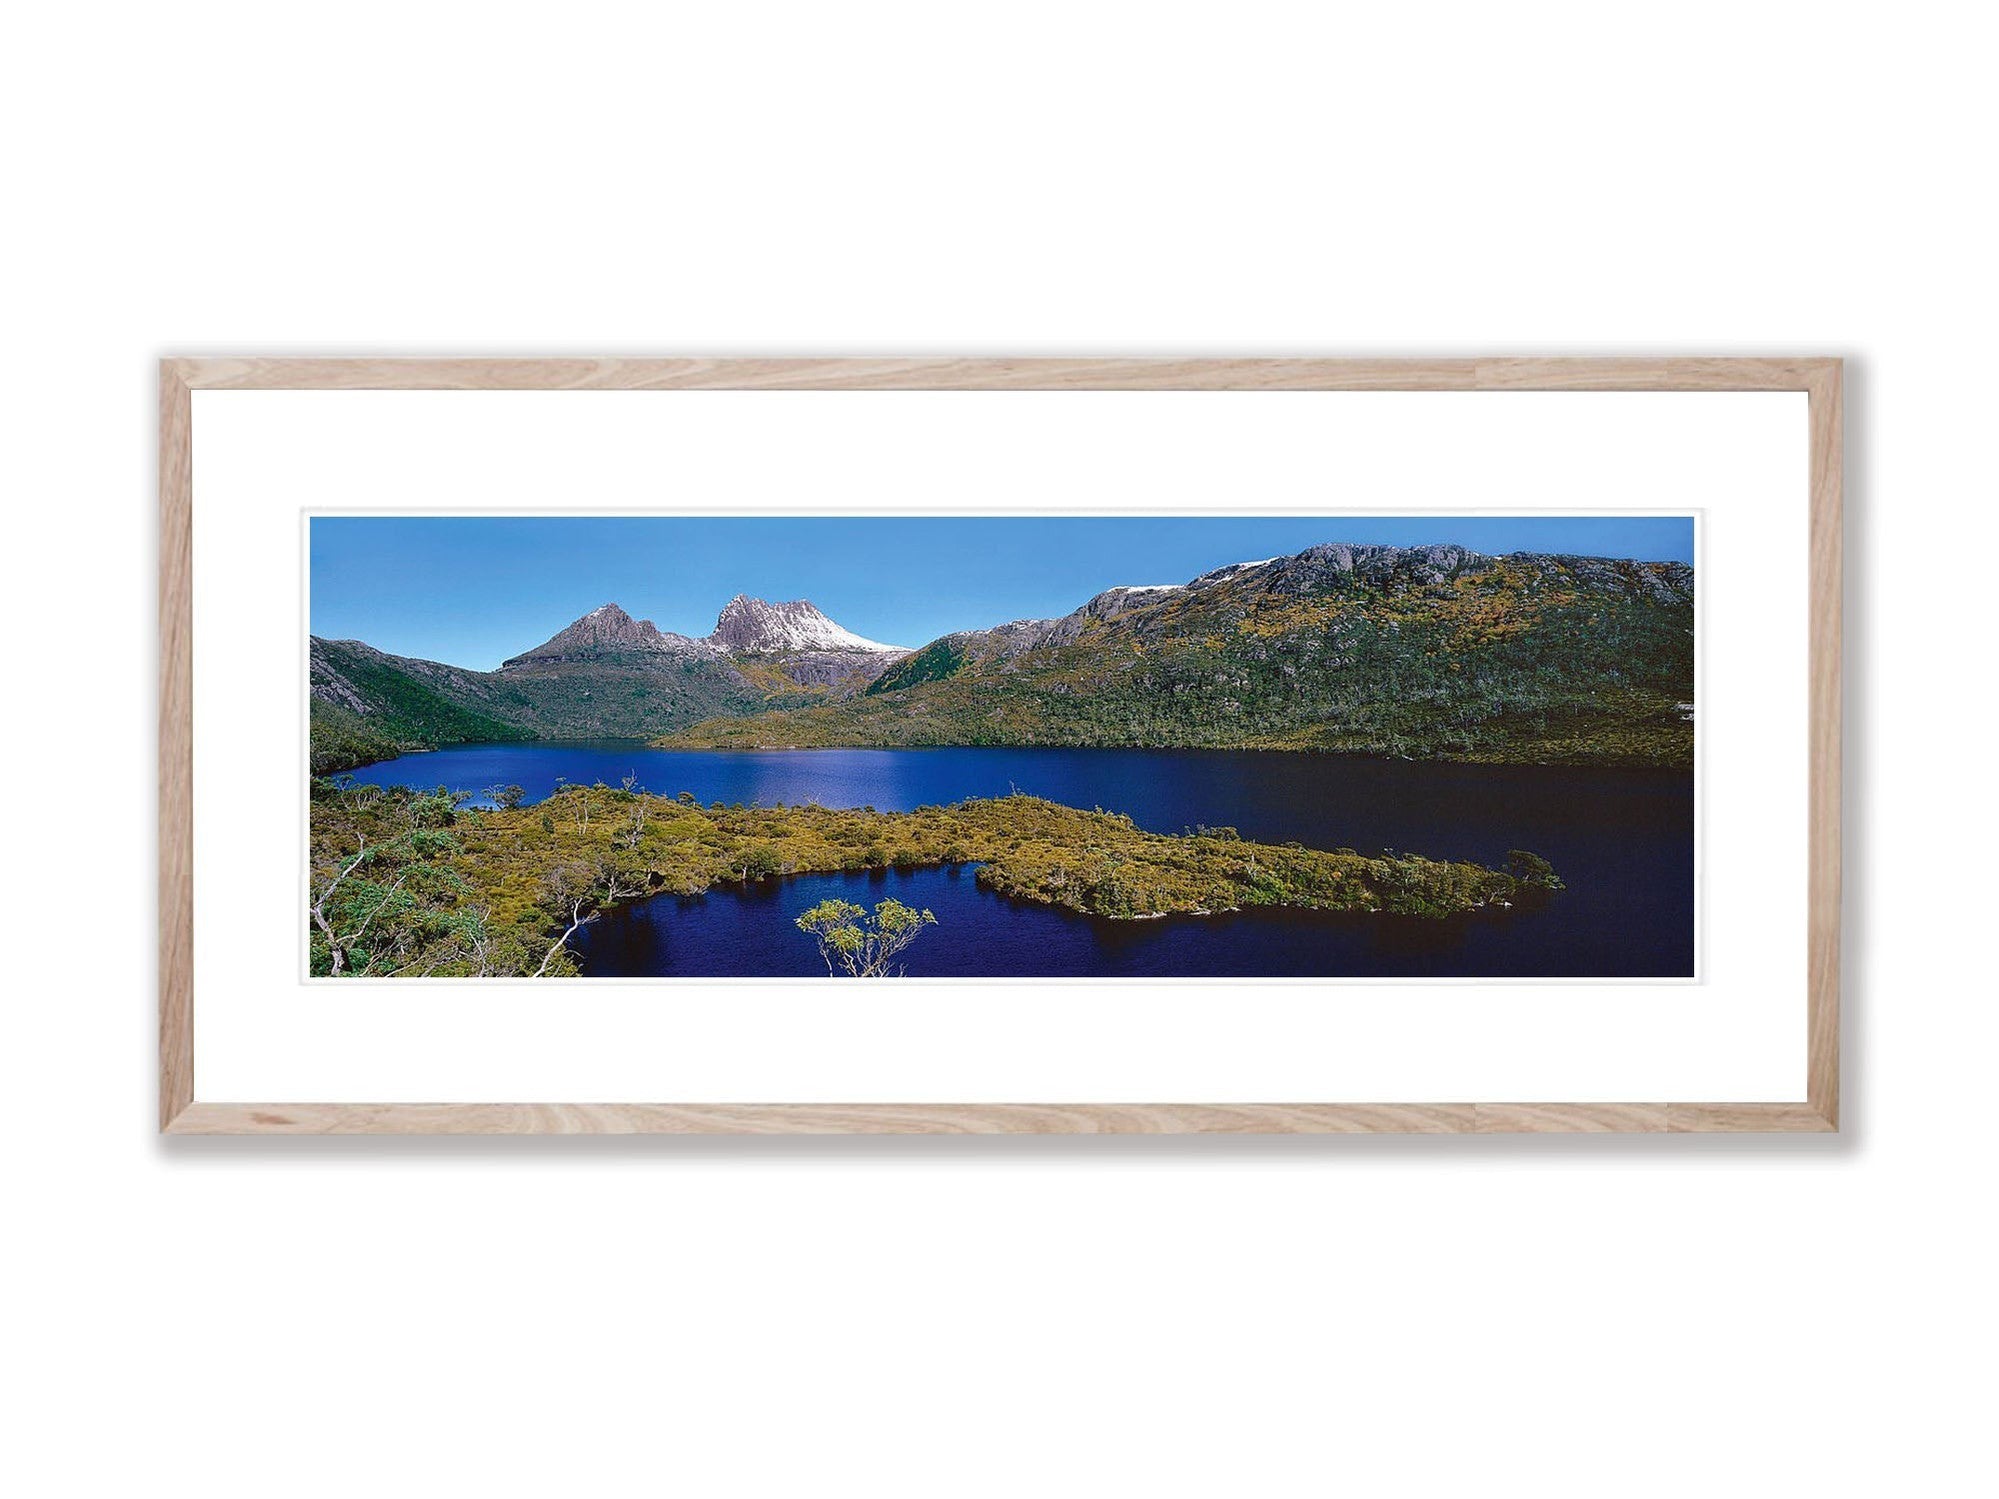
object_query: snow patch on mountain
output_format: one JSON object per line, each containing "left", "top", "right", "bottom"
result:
{"left": 1189, "top": 557, "right": 1277, "bottom": 587}
{"left": 708, "top": 595, "right": 908, "bottom": 654}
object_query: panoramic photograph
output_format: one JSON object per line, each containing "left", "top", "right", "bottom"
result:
{"left": 306, "top": 515, "right": 1696, "bottom": 980}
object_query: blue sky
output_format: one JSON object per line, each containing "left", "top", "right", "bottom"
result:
{"left": 311, "top": 515, "right": 1694, "bottom": 670}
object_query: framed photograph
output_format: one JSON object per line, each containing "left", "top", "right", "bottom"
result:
{"left": 159, "top": 357, "right": 1840, "bottom": 1134}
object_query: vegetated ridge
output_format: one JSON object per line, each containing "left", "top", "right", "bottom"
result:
{"left": 658, "top": 543, "right": 1696, "bottom": 767}
{"left": 309, "top": 597, "right": 908, "bottom": 773}
{"left": 311, "top": 541, "right": 1695, "bottom": 774}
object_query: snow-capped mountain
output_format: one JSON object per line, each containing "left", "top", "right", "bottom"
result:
{"left": 310, "top": 541, "right": 1696, "bottom": 774}
{"left": 687, "top": 542, "right": 1696, "bottom": 763}
{"left": 488, "top": 595, "right": 909, "bottom": 699}
{"left": 500, "top": 595, "right": 908, "bottom": 671}
{"left": 707, "top": 595, "right": 908, "bottom": 655}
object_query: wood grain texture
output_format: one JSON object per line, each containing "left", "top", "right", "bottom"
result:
{"left": 168, "top": 1102, "right": 1481, "bottom": 1135}
{"left": 170, "top": 355, "right": 1841, "bottom": 393}
{"left": 1473, "top": 1104, "right": 1669, "bottom": 1133}
{"left": 1473, "top": 356, "right": 1838, "bottom": 391}
{"left": 1806, "top": 361, "right": 1843, "bottom": 1127}
{"left": 163, "top": 1103, "right": 1831, "bottom": 1135}
{"left": 1666, "top": 1103, "right": 1836, "bottom": 1133}
{"left": 163, "top": 1100, "right": 1838, "bottom": 1135}
{"left": 159, "top": 356, "right": 1842, "bottom": 1136}
{"left": 177, "top": 356, "right": 1484, "bottom": 391}
{"left": 159, "top": 362, "right": 193, "bottom": 1130}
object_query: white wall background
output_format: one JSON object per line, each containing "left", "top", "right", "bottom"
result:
{"left": 1, "top": 4, "right": 1989, "bottom": 1496}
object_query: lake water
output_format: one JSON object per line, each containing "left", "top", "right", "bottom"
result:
{"left": 343, "top": 743, "right": 1694, "bottom": 978}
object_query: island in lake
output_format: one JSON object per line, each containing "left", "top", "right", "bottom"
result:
{"left": 307, "top": 518, "right": 1694, "bottom": 980}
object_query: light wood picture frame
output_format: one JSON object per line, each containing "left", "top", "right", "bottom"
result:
{"left": 159, "top": 356, "right": 1841, "bottom": 1135}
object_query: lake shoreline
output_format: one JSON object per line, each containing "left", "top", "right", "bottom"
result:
{"left": 330, "top": 737, "right": 1692, "bottom": 783}
{"left": 308, "top": 787, "right": 1560, "bottom": 978}
{"left": 315, "top": 742, "right": 1688, "bottom": 978}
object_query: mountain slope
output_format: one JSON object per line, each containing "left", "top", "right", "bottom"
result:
{"left": 501, "top": 603, "right": 720, "bottom": 667}
{"left": 309, "top": 638, "right": 539, "bottom": 774}
{"left": 311, "top": 632, "right": 769, "bottom": 772}
{"left": 655, "top": 544, "right": 1697, "bottom": 767}
{"left": 310, "top": 596, "right": 908, "bottom": 773}
{"left": 709, "top": 595, "right": 907, "bottom": 655}
{"left": 704, "top": 594, "right": 911, "bottom": 697}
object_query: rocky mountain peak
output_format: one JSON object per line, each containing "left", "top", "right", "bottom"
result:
{"left": 501, "top": 602, "right": 710, "bottom": 669}
{"left": 708, "top": 595, "right": 906, "bottom": 655}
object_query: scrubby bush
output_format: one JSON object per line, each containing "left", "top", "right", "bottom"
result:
{"left": 309, "top": 788, "right": 1559, "bottom": 977}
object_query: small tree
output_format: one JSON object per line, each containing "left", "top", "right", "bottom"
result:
{"left": 308, "top": 823, "right": 474, "bottom": 977}
{"left": 795, "top": 898, "right": 937, "bottom": 978}
{"left": 618, "top": 795, "right": 652, "bottom": 850}
{"left": 408, "top": 787, "right": 460, "bottom": 828}
{"left": 1505, "top": 849, "right": 1564, "bottom": 890}
{"left": 532, "top": 858, "right": 644, "bottom": 978}
{"left": 489, "top": 784, "right": 527, "bottom": 810}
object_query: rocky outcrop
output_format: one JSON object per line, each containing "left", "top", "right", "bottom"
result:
{"left": 660, "top": 541, "right": 1698, "bottom": 766}
{"left": 707, "top": 595, "right": 907, "bottom": 655}
{"left": 500, "top": 603, "right": 717, "bottom": 668}
{"left": 316, "top": 541, "right": 1699, "bottom": 772}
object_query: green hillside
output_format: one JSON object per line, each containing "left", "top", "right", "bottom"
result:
{"left": 309, "top": 637, "right": 782, "bottom": 774}
{"left": 658, "top": 545, "right": 1696, "bottom": 767}
{"left": 311, "top": 543, "right": 1696, "bottom": 775}
{"left": 309, "top": 640, "right": 536, "bottom": 774}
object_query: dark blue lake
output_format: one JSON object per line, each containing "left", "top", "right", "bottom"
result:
{"left": 343, "top": 743, "right": 1694, "bottom": 978}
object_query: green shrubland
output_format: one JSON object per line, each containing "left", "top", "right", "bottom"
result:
{"left": 659, "top": 551, "right": 1696, "bottom": 767}
{"left": 307, "top": 780, "right": 1559, "bottom": 978}
{"left": 312, "top": 545, "right": 1695, "bottom": 774}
